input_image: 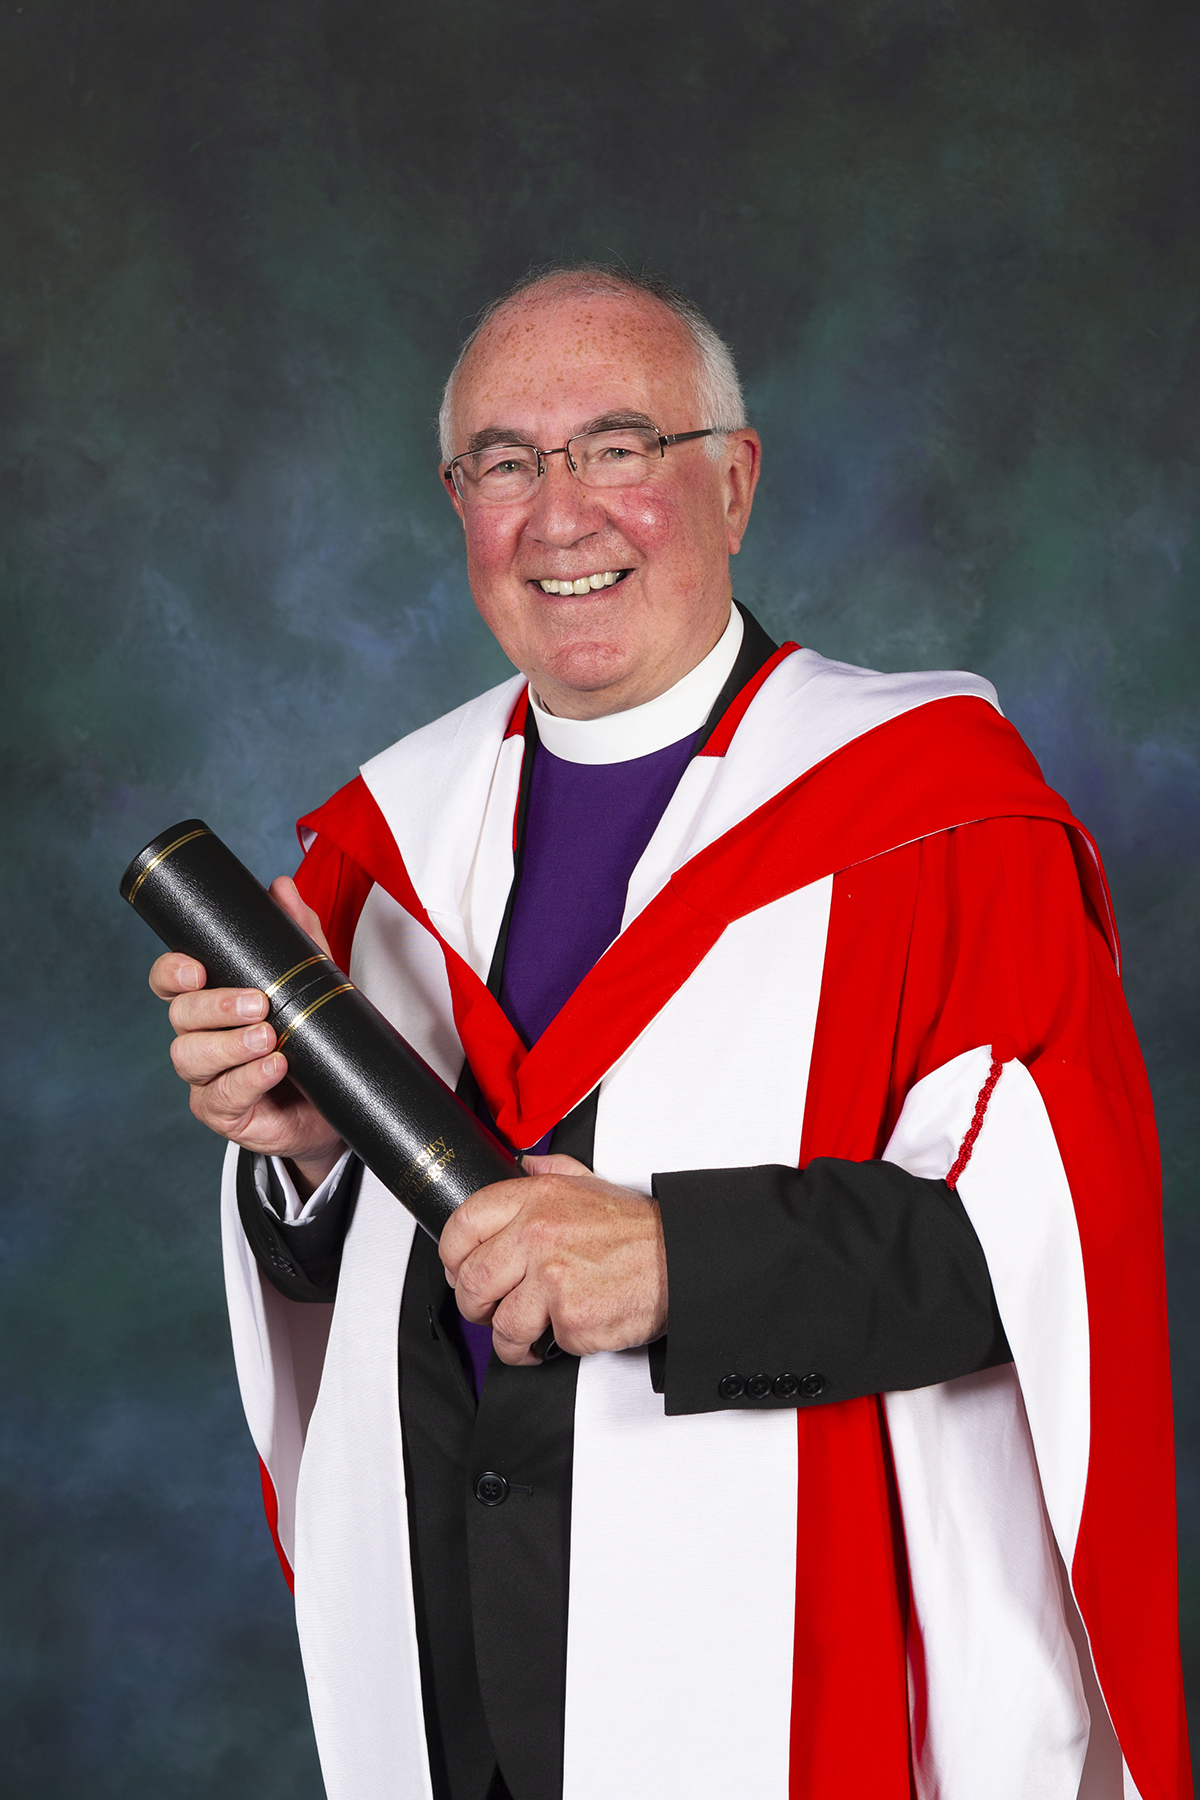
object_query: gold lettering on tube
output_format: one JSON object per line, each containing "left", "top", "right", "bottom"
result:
{"left": 398, "top": 1137, "right": 458, "bottom": 1200}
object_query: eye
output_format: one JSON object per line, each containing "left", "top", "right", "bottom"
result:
{"left": 475, "top": 446, "right": 537, "bottom": 480}
{"left": 575, "top": 428, "right": 660, "bottom": 466}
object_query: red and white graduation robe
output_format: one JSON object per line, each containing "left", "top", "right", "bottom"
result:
{"left": 219, "top": 643, "right": 1190, "bottom": 1800}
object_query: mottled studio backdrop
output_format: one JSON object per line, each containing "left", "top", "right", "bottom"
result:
{"left": 2, "top": 1, "right": 1197, "bottom": 1792}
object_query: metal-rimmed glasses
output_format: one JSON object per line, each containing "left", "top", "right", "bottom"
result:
{"left": 443, "top": 424, "right": 719, "bottom": 505}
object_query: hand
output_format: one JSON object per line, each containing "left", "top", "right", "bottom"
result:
{"left": 149, "top": 875, "right": 346, "bottom": 1193}
{"left": 438, "top": 1153, "right": 668, "bottom": 1366}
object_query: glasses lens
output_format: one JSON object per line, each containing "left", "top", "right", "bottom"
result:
{"left": 570, "top": 428, "right": 662, "bottom": 487}
{"left": 456, "top": 444, "right": 540, "bottom": 501}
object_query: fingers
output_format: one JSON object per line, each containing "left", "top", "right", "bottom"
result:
{"left": 453, "top": 1224, "right": 554, "bottom": 1366}
{"left": 170, "top": 1015, "right": 343, "bottom": 1164}
{"left": 148, "top": 871, "right": 329, "bottom": 1009}
{"left": 439, "top": 1180, "right": 529, "bottom": 1286}
{"left": 453, "top": 1231, "right": 532, "bottom": 1327}
{"left": 150, "top": 951, "right": 208, "bottom": 1000}
{"left": 443, "top": 1173, "right": 670, "bottom": 1365}
{"left": 144, "top": 876, "right": 346, "bottom": 1163}
{"left": 269, "top": 876, "right": 333, "bottom": 957}
{"left": 167, "top": 983, "right": 267, "bottom": 1035}
{"left": 169, "top": 1014, "right": 277, "bottom": 1085}
{"left": 186, "top": 1048, "right": 291, "bottom": 1134}
{"left": 161, "top": 968, "right": 284, "bottom": 1131}
{"left": 490, "top": 1284, "right": 555, "bottom": 1366}
{"left": 440, "top": 1182, "right": 556, "bottom": 1364}
{"left": 520, "top": 1152, "right": 591, "bottom": 1178}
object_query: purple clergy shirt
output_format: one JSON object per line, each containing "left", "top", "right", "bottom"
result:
{"left": 458, "top": 727, "right": 701, "bottom": 1395}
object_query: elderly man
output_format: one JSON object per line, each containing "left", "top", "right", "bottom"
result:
{"left": 150, "top": 266, "right": 1188, "bottom": 1800}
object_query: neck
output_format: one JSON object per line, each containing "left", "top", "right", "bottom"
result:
{"left": 529, "top": 605, "right": 744, "bottom": 765}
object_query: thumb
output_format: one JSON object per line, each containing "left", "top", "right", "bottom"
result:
{"left": 521, "top": 1152, "right": 592, "bottom": 1178}
{"left": 269, "top": 875, "right": 333, "bottom": 959}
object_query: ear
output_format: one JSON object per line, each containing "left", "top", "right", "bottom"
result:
{"left": 442, "top": 466, "right": 467, "bottom": 529}
{"left": 722, "top": 430, "right": 761, "bottom": 556}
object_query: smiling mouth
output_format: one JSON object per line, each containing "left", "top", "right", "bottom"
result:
{"left": 534, "top": 569, "right": 630, "bottom": 595}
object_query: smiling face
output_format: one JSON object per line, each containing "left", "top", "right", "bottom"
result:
{"left": 442, "top": 283, "right": 761, "bottom": 718}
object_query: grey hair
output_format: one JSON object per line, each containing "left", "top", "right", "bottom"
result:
{"left": 437, "top": 261, "right": 747, "bottom": 462}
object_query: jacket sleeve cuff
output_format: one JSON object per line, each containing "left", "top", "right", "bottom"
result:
{"left": 237, "top": 1148, "right": 361, "bottom": 1302}
{"left": 651, "top": 1159, "right": 1011, "bottom": 1417}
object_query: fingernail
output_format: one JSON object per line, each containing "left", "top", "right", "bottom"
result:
{"left": 244, "top": 1025, "right": 270, "bottom": 1052}
{"left": 180, "top": 963, "right": 201, "bottom": 990}
{"left": 236, "top": 991, "right": 265, "bottom": 1020}
{"left": 262, "top": 1054, "right": 283, "bottom": 1079}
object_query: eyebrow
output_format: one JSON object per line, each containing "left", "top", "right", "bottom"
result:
{"left": 578, "top": 410, "right": 657, "bottom": 434}
{"left": 461, "top": 411, "right": 658, "bottom": 455}
{"left": 464, "top": 426, "right": 537, "bottom": 453}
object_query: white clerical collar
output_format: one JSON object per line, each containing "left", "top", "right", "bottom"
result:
{"left": 528, "top": 603, "right": 744, "bottom": 765}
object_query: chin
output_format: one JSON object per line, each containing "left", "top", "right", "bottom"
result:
{"left": 536, "top": 639, "right": 637, "bottom": 696}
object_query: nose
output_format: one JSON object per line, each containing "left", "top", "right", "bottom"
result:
{"left": 525, "top": 450, "right": 607, "bottom": 548}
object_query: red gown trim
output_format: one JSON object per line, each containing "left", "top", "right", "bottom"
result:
{"left": 297, "top": 697, "right": 1111, "bottom": 1151}
{"left": 288, "top": 691, "right": 1188, "bottom": 1798}
{"left": 257, "top": 1458, "right": 294, "bottom": 1594}
{"left": 795, "top": 821, "right": 1188, "bottom": 1796}
{"left": 697, "top": 641, "right": 800, "bottom": 755}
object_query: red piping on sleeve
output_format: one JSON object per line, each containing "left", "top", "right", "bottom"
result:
{"left": 946, "top": 1037, "right": 1017, "bottom": 1190}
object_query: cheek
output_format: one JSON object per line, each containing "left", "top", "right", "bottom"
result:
{"left": 609, "top": 489, "right": 689, "bottom": 556}
{"left": 464, "top": 514, "right": 522, "bottom": 589}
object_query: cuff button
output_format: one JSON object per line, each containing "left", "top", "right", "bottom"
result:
{"left": 772, "top": 1372, "right": 798, "bottom": 1398}
{"left": 746, "top": 1372, "right": 772, "bottom": 1398}
{"left": 718, "top": 1374, "right": 744, "bottom": 1399}
{"left": 474, "top": 1471, "right": 509, "bottom": 1506}
{"left": 798, "top": 1371, "right": 827, "bottom": 1399}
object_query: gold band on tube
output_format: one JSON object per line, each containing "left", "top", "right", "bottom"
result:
{"left": 126, "top": 827, "right": 212, "bottom": 905}
{"left": 263, "top": 954, "right": 328, "bottom": 1000}
{"left": 275, "top": 983, "right": 355, "bottom": 1049}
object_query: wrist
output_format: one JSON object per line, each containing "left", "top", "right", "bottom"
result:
{"left": 287, "top": 1143, "right": 347, "bottom": 1201}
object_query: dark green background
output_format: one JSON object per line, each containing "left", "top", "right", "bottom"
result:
{"left": 2, "top": 1, "right": 1196, "bottom": 1791}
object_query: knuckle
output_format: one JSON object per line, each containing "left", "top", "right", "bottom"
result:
{"left": 552, "top": 1300, "right": 583, "bottom": 1343}
{"left": 455, "top": 1261, "right": 485, "bottom": 1306}
{"left": 492, "top": 1302, "right": 532, "bottom": 1348}
{"left": 520, "top": 1210, "right": 558, "bottom": 1252}
{"left": 465, "top": 1261, "right": 500, "bottom": 1308}
{"left": 539, "top": 1254, "right": 570, "bottom": 1298}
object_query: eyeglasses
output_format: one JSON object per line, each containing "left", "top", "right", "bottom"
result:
{"left": 444, "top": 424, "right": 719, "bottom": 505}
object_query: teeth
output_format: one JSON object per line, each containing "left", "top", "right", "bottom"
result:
{"left": 538, "top": 571, "right": 622, "bottom": 594}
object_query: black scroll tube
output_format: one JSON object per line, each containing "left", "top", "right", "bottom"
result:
{"left": 121, "top": 819, "right": 560, "bottom": 1359}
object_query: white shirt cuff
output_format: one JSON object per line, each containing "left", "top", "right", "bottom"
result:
{"left": 254, "top": 1149, "right": 353, "bottom": 1226}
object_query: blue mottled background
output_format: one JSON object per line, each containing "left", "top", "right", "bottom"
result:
{"left": 2, "top": 2, "right": 1197, "bottom": 1791}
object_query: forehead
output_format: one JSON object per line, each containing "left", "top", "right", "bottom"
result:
{"left": 452, "top": 288, "right": 699, "bottom": 438}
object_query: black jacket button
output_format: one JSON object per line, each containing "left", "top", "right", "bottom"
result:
{"left": 474, "top": 1471, "right": 509, "bottom": 1506}
{"left": 718, "top": 1374, "right": 744, "bottom": 1399}
{"left": 772, "top": 1372, "right": 799, "bottom": 1398}
{"left": 798, "top": 1372, "right": 827, "bottom": 1398}
{"left": 746, "top": 1372, "right": 772, "bottom": 1398}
